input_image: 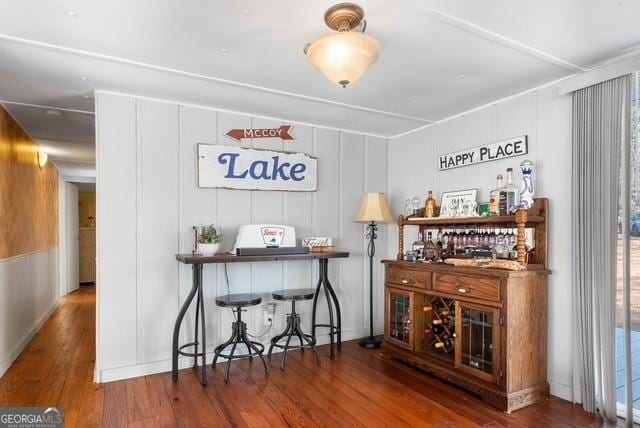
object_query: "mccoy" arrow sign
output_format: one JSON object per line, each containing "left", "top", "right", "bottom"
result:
{"left": 225, "top": 125, "right": 295, "bottom": 143}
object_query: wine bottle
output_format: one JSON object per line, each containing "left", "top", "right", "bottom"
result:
{"left": 423, "top": 306, "right": 432, "bottom": 312}
{"left": 434, "top": 342, "right": 445, "bottom": 349}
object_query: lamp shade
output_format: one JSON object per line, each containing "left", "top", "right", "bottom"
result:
{"left": 305, "top": 31, "right": 381, "bottom": 87}
{"left": 355, "top": 192, "right": 394, "bottom": 223}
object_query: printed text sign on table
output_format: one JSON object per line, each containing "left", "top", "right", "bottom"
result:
{"left": 438, "top": 136, "right": 528, "bottom": 170}
{"left": 198, "top": 144, "right": 317, "bottom": 191}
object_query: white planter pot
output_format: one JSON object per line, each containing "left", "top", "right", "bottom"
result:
{"left": 197, "top": 243, "right": 220, "bottom": 256}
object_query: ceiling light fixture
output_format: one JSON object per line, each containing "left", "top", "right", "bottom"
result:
{"left": 304, "top": 2, "right": 381, "bottom": 88}
{"left": 242, "top": 9, "right": 251, "bottom": 15}
{"left": 66, "top": 11, "right": 78, "bottom": 17}
{"left": 220, "top": 48, "right": 229, "bottom": 53}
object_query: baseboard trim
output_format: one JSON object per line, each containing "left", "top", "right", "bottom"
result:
{"left": 97, "top": 327, "right": 371, "bottom": 383}
{"left": 0, "top": 299, "right": 60, "bottom": 378}
{"left": 549, "top": 379, "right": 573, "bottom": 402}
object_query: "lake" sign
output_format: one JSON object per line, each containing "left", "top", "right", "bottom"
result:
{"left": 438, "top": 136, "right": 528, "bottom": 170}
{"left": 198, "top": 144, "right": 317, "bottom": 191}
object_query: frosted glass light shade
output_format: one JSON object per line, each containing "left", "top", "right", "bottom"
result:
{"left": 355, "top": 193, "right": 394, "bottom": 223}
{"left": 305, "top": 32, "right": 381, "bottom": 87}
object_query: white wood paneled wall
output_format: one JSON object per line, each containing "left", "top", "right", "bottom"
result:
{"left": 0, "top": 248, "right": 59, "bottom": 378}
{"left": 96, "top": 93, "right": 389, "bottom": 382}
{"left": 387, "top": 84, "right": 573, "bottom": 401}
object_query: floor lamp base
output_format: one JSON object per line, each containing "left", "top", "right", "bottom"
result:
{"left": 359, "top": 336, "right": 383, "bottom": 349}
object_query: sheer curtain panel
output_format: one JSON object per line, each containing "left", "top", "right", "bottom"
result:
{"left": 572, "top": 75, "right": 630, "bottom": 420}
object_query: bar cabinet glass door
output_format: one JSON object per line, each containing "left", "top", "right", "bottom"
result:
{"left": 385, "top": 287, "right": 414, "bottom": 350}
{"left": 455, "top": 302, "right": 501, "bottom": 384}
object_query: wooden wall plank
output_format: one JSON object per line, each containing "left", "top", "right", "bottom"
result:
{"left": 0, "top": 107, "right": 58, "bottom": 259}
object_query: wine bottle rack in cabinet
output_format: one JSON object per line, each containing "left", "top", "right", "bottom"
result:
{"left": 417, "top": 294, "right": 456, "bottom": 361}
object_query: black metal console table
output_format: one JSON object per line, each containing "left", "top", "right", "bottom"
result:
{"left": 173, "top": 250, "right": 349, "bottom": 385}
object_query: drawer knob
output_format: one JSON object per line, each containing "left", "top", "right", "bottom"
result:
{"left": 401, "top": 278, "right": 411, "bottom": 284}
{"left": 457, "top": 287, "right": 471, "bottom": 294}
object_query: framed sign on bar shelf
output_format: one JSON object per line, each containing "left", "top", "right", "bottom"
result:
{"left": 198, "top": 144, "right": 317, "bottom": 191}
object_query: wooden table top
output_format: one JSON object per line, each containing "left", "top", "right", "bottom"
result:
{"left": 176, "top": 250, "right": 350, "bottom": 264}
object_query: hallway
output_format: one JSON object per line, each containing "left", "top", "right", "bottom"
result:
{"left": 0, "top": 286, "right": 97, "bottom": 425}
{"left": 0, "top": 286, "right": 622, "bottom": 427}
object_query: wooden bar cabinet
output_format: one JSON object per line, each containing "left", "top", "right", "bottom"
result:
{"left": 382, "top": 198, "right": 550, "bottom": 412}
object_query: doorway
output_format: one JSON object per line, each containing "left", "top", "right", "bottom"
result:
{"left": 616, "top": 71, "right": 640, "bottom": 422}
{"left": 59, "top": 180, "right": 96, "bottom": 296}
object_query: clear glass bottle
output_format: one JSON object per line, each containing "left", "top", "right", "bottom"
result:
{"left": 412, "top": 232, "right": 426, "bottom": 260}
{"left": 489, "top": 174, "right": 503, "bottom": 216}
{"left": 504, "top": 168, "right": 521, "bottom": 214}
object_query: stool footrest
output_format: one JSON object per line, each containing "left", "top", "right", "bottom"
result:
{"left": 215, "top": 341, "right": 265, "bottom": 360}
{"left": 177, "top": 342, "right": 206, "bottom": 358}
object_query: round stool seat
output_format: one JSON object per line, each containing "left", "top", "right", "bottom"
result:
{"left": 215, "top": 293, "right": 262, "bottom": 308}
{"left": 272, "top": 288, "right": 316, "bottom": 301}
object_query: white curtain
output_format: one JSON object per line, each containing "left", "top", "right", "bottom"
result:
{"left": 572, "top": 74, "right": 631, "bottom": 420}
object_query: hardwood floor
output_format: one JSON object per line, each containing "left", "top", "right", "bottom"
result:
{"left": 0, "top": 286, "right": 623, "bottom": 427}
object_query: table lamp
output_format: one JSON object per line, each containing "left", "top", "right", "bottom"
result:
{"left": 355, "top": 192, "right": 394, "bottom": 349}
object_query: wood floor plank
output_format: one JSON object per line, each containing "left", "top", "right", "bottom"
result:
{"left": 0, "top": 286, "right": 625, "bottom": 427}
{"left": 103, "top": 381, "right": 128, "bottom": 428}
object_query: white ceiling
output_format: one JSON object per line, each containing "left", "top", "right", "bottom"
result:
{"left": 1, "top": 0, "right": 639, "bottom": 163}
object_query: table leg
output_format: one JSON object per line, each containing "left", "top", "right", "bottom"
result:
{"left": 196, "top": 264, "right": 207, "bottom": 385}
{"left": 311, "top": 258, "right": 342, "bottom": 359}
{"left": 172, "top": 263, "right": 201, "bottom": 382}
{"left": 322, "top": 259, "right": 342, "bottom": 350}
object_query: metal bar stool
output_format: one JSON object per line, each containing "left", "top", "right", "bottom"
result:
{"left": 268, "top": 289, "right": 320, "bottom": 370}
{"left": 212, "top": 294, "right": 270, "bottom": 382}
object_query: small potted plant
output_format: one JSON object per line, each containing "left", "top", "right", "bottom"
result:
{"left": 196, "top": 224, "right": 221, "bottom": 255}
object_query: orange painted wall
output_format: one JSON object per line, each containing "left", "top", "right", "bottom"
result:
{"left": 0, "top": 106, "right": 58, "bottom": 259}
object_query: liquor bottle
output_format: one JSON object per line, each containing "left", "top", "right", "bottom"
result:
{"left": 504, "top": 168, "right": 521, "bottom": 214}
{"left": 436, "top": 230, "right": 444, "bottom": 259}
{"left": 424, "top": 232, "right": 438, "bottom": 261}
{"left": 412, "top": 232, "right": 426, "bottom": 260}
{"left": 489, "top": 174, "right": 503, "bottom": 216}
{"left": 425, "top": 190, "right": 437, "bottom": 218}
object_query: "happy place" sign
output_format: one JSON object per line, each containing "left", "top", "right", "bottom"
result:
{"left": 438, "top": 136, "right": 528, "bottom": 170}
{"left": 198, "top": 144, "right": 317, "bottom": 191}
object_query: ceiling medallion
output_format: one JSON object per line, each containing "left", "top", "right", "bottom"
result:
{"left": 304, "top": 2, "right": 381, "bottom": 88}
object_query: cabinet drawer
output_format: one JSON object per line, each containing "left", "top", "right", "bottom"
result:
{"left": 386, "top": 266, "right": 431, "bottom": 289}
{"left": 433, "top": 273, "right": 499, "bottom": 301}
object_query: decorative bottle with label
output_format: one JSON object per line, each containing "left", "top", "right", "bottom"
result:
{"left": 520, "top": 160, "right": 534, "bottom": 209}
{"left": 503, "top": 168, "right": 520, "bottom": 214}
{"left": 489, "top": 174, "right": 503, "bottom": 216}
{"left": 424, "top": 232, "right": 438, "bottom": 261}
{"left": 425, "top": 191, "right": 436, "bottom": 218}
{"left": 412, "top": 232, "right": 426, "bottom": 260}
